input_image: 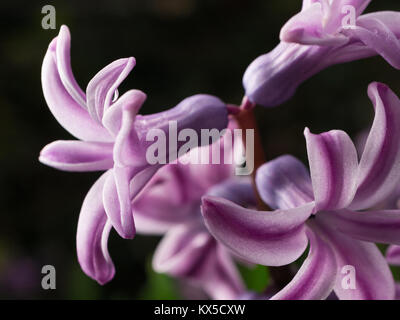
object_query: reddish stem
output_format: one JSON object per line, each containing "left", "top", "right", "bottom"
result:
{"left": 232, "top": 98, "right": 293, "bottom": 291}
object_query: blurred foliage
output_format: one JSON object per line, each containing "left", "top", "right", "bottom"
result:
{"left": 238, "top": 265, "right": 270, "bottom": 293}
{"left": 1, "top": 0, "right": 400, "bottom": 299}
{"left": 138, "top": 259, "right": 180, "bottom": 300}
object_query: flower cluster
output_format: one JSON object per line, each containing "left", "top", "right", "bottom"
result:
{"left": 39, "top": 1, "right": 400, "bottom": 300}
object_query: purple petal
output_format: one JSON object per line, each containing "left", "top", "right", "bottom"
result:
{"left": 86, "top": 57, "right": 135, "bottom": 123}
{"left": 42, "top": 38, "right": 112, "bottom": 142}
{"left": 387, "top": 245, "right": 400, "bottom": 266}
{"left": 153, "top": 222, "right": 244, "bottom": 299}
{"left": 358, "top": 12, "right": 400, "bottom": 38}
{"left": 206, "top": 177, "right": 256, "bottom": 208}
{"left": 305, "top": 128, "right": 358, "bottom": 212}
{"left": 320, "top": 209, "right": 400, "bottom": 245}
{"left": 280, "top": 2, "right": 348, "bottom": 46}
{"left": 287, "top": 1, "right": 371, "bottom": 45}
{"left": 56, "top": 25, "right": 86, "bottom": 109}
{"left": 243, "top": 42, "right": 329, "bottom": 107}
{"left": 76, "top": 171, "right": 115, "bottom": 285}
{"left": 201, "top": 245, "right": 245, "bottom": 300}
{"left": 39, "top": 140, "right": 113, "bottom": 172}
{"left": 112, "top": 95, "right": 145, "bottom": 167}
{"left": 343, "top": 14, "right": 400, "bottom": 69}
{"left": 314, "top": 215, "right": 395, "bottom": 300}
{"left": 152, "top": 222, "right": 214, "bottom": 277}
{"left": 133, "top": 165, "right": 200, "bottom": 235}
{"left": 103, "top": 165, "right": 160, "bottom": 239}
{"left": 271, "top": 228, "right": 337, "bottom": 300}
{"left": 182, "top": 138, "right": 235, "bottom": 191}
{"left": 255, "top": 155, "right": 313, "bottom": 210}
{"left": 201, "top": 196, "right": 313, "bottom": 266}
{"left": 350, "top": 83, "right": 400, "bottom": 210}
{"left": 102, "top": 89, "right": 147, "bottom": 137}
{"left": 134, "top": 94, "right": 228, "bottom": 162}
{"left": 325, "top": 0, "right": 371, "bottom": 33}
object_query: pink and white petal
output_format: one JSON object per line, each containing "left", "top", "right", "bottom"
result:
{"left": 39, "top": 140, "right": 114, "bottom": 172}
{"left": 321, "top": 209, "right": 400, "bottom": 245}
{"left": 112, "top": 99, "right": 146, "bottom": 167}
{"left": 103, "top": 167, "right": 137, "bottom": 239}
{"left": 305, "top": 128, "right": 358, "bottom": 212}
{"left": 324, "top": 0, "right": 371, "bottom": 33}
{"left": 314, "top": 215, "right": 395, "bottom": 300}
{"left": 358, "top": 12, "right": 400, "bottom": 38}
{"left": 55, "top": 25, "right": 86, "bottom": 109}
{"left": 342, "top": 17, "right": 400, "bottom": 69}
{"left": 102, "top": 89, "right": 146, "bottom": 137}
{"left": 201, "top": 245, "right": 246, "bottom": 300}
{"left": 206, "top": 177, "right": 256, "bottom": 208}
{"left": 134, "top": 201, "right": 197, "bottom": 235}
{"left": 270, "top": 228, "right": 337, "bottom": 300}
{"left": 281, "top": 2, "right": 348, "bottom": 46}
{"left": 387, "top": 245, "right": 400, "bottom": 266}
{"left": 350, "top": 83, "right": 400, "bottom": 210}
{"left": 42, "top": 39, "right": 112, "bottom": 142}
{"left": 255, "top": 155, "right": 313, "bottom": 210}
{"left": 201, "top": 196, "right": 314, "bottom": 266}
{"left": 152, "top": 222, "right": 214, "bottom": 277}
{"left": 103, "top": 165, "right": 160, "bottom": 239}
{"left": 86, "top": 57, "right": 135, "bottom": 123}
{"left": 76, "top": 171, "right": 115, "bottom": 285}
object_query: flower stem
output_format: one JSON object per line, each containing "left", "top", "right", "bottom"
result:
{"left": 233, "top": 99, "right": 293, "bottom": 291}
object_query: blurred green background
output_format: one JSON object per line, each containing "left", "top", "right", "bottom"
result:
{"left": 0, "top": 0, "right": 400, "bottom": 299}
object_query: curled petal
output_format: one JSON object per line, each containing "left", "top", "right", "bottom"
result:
{"left": 343, "top": 15, "right": 400, "bottom": 69}
{"left": 86, "top": 57, "right": 136, "bottom": 123}
{"left": 281, "top": 2, "right": 348, "bottom": 46}
{"left": 201, "top": 196, "right": 313, "bottom": 266}
{"left": 201, "top": 245, "right": 246, "bottom": 300}
{"left": 152, "top": 222, "right": 214, "bottom": 277}
{"left": 103, "top": 165, "right": 160, "bottom": 239}
{"left": 153, "top": 222, "right": 244, "bottom": 300}
{"left": 134, "top": 163, "right": 201, "bottom": 235}
{"left": 206, "top": 177, "right": 256, "bottom": 208}
{"left": 271, "top": 228, "right": 337, "bottom": 300}
{"left": 112, "top": 92, "right": 149, "bottom": 167}
{"left": 39, "top": 140, "right": 113, "bottom": 172}
{"left": 42, "top": 38, "right": 112, "bottom": 142}
{"left": 102, "top": 89, "right": 147, "bottom": 137}
{"left": 76, "top": 171, "right": 115, "bottom": 285}
{"left": 350, "top": 83, "right": 400, "bottom": 210}
{"left": 387, "top": 245, "right": 400, "bottom": 266}
{"left": 255, "top": 155, "right": 313, "bottom": 210}
{"left": 321, "top": 209, "right": 400, "bottom": 245}
{"left": 324, "top": 0, "right": 371, "bottom": 33}
{"left": 305, "top": 128, "right": 358, "bottom": 212}
{"left": 133, "top": 171, "right": 198, "bottom": 235}
{"left": 282, "top": 0, "right": 372, "bottom": 45}
{"left": 314, "top": 215, "right": 395, "bottom": 300}
{"left": 358, "top": 12, "right": 400, "bottom": 38}
{"left": 56, "top": 25, "right": 86, "bottom": 109}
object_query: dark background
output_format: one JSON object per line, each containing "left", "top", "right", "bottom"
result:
{"left": 0, "top": 0, "right": 400, "bottom": 299}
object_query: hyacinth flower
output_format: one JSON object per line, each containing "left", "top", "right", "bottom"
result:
{"left": 131, "top": 123, "right": 256, "bottom": 299}
{"left": 243, "top": 0, "right": 400, "bottom": 107}
{"left": 38, "top": 26, "right": 228, "bottom": 284}
{"left": 202, "top": 82, "right": 400, "bottom": 299}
